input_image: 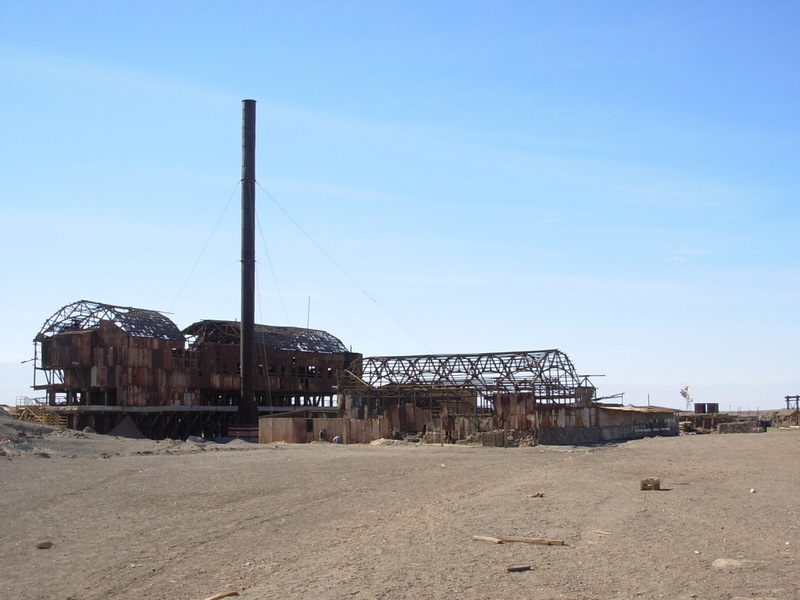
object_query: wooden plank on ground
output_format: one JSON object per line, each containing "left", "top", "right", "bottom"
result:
{"left": 472, "top": 535, "right": 504, "bottom": 544}
{"left": 496, "top": 536, "right": 565, "bottom": 546}
{"left": 473, "top": 534, "right": 565, "bottom": 546}
{"left": 203, "top": 593, "right": 239, "bottom": 600}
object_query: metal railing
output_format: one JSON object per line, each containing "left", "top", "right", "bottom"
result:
{"left": 15, "top": 397, "right": 67, "bottom": 428}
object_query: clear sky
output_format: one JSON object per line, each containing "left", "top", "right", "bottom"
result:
{"left": 1, "top": 1, "right": 798, "bottom": 411}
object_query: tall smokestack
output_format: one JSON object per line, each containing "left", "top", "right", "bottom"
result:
{"left": 239, "top": 99, "right": 258, "bottom": 426}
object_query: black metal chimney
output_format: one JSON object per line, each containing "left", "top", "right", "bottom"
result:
{"left": 238, "top": 99, "right": 258, "bottom": 426}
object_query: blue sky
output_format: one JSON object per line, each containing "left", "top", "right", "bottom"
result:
{"left": 1, "top": 1, "right": 799, "bottom": 410}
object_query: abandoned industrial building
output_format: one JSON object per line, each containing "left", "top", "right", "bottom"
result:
{"left": 20, "top": 100, "right": 679, "bottom": 444}
{"left": 30, "top": 299, "right": 360, "bottom": 439}
{"left": 26, "top": 298, "right": 678, "bottom": 444}
{"left": 260, "top": 350, "right": 678, "bottom": 444}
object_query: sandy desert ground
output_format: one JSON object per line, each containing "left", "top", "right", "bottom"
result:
{"left": 1, "top": 413, "right": 798, "bottom": 600}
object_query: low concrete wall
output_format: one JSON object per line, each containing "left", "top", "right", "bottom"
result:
{"left": 538, "top": 422, "right": 679, "bottom": 445}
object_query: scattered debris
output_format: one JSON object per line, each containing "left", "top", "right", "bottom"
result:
{"left": 505, "top": 564, "right": 531, "bottom": 572}
{"left": 593, "top": 530, "right": 612, "bottom": 535}
{"left": 203, "top": 592, "right": 239, "bottom": 600}
{"left": 369, "top": 438, "right": 419, "bottom": 446}
{"left": 473, "top": 535, "right": 565, "bottom": 546}
{"left": 36, "top": 541, "right": 53, "bottom": 549}
{"left": 717, "top": 421, "right": 760, "bottom": 434}
{"left": 530, "top": 492, "right": 545, "bottom": 498}
{"left": 641, "top": 477, "right": 661, "bottom": 491}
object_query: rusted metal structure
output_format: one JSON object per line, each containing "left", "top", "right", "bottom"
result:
{"left": 336, "top": 349, "right": 597, "bottom": 442}
{"left": 340, "top": 350, "right": 589, "bottom": 402}
{"left": 182, "top": 319, "right": 360, "bottom": 409}
{"left": 27, "top": 101, "right": 676, "bottom": 445}
{"left": 260, "top": 349, "right": 678, "bottom": 444}
{"left": 31, "top": 300, "right": 359, "bottom": 438}
{"left": 27, "top": 101, "right": 368, "bottom": 439}
{"left": 337, "top": 350, "right": 593, "bottom": 415}
{"left": 34, "top": 300, "right": 189, "bottom": 407}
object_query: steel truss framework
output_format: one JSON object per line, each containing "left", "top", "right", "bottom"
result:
{"left": 34, "top": 300, "right": 185, "bottom": 390}
{"left": 340, "top": 350, "right": 591, "bottom": 404}
{"left": 35, "top": 299, "right": 184, "bottom": 341}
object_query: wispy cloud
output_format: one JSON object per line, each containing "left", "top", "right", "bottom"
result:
{"left": 0, "top": 46, "right": 235, "bottom": 105}
{"left": 263, "top": 178, "right": 405, "bottom": 206}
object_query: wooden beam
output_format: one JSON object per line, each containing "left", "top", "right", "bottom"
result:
{"left": 497, "top": 536, "right": 565, "bottom": 546}
{"left": 472, "top": 535, "right": 503, "bottom": 544}
{"left": 473, "top": 535, "right": 565, "bottom": 546}
{"left": 203, "top": 592, "right": 239, "bottom": 600}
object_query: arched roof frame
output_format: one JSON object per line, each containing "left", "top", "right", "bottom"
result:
{"left": 35, "top": 300, "right": 184, "bottom": 342}
{"left": 340, "top": 350, "right": 590, "bottom": 403}
{"left": 182, "top": 320, "right": 348, "bottom": 354}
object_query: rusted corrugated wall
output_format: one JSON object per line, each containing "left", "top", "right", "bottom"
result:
{"left": 258, "top": 405, "right": 677, "bottom": 445}
{"left": 383, "top": 404, "right": 429, "bottom": 432}
{"left": 41, "top": 320, "right": 188, "bottom": 406}
{"left": 189, "top": 342, "right": 357, "bottom": 406}
{"left": 39, "top": 315, "right": 357, "bottom": 411}
{"left": 450, "top": 416, "right": 496, "bottom": 439}
{"left": 258, "top": 416, "right": 389, "bottom": 444}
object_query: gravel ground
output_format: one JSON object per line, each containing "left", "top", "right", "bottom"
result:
{"left": 1, "top": 414, "right": 798, "bottom": 600}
